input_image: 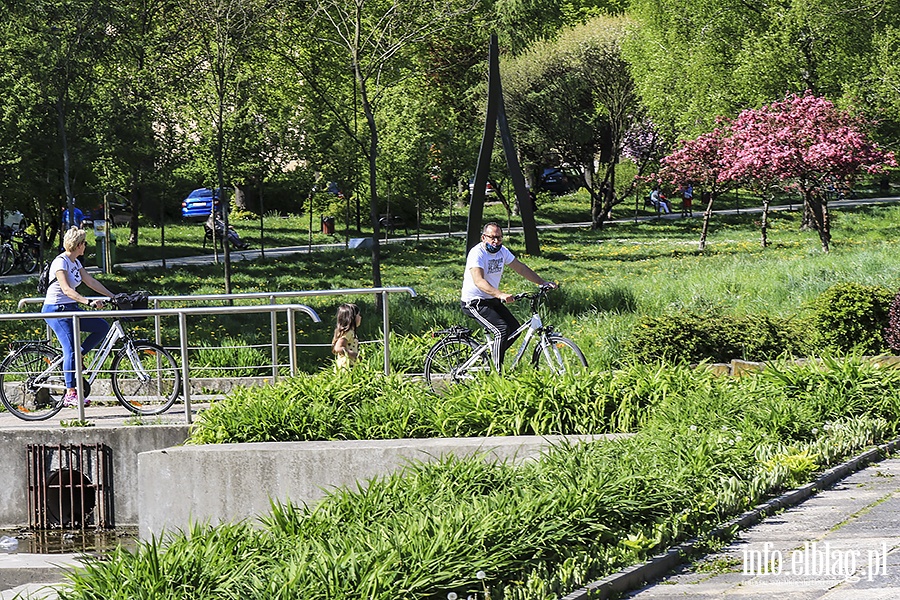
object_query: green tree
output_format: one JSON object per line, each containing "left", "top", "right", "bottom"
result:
{"left": 277, "top": 0, "right": 478, "bottom": 291}
{"left": 503, "top": 15, "right": 642, "bottom": 228}
{"left": 0, "top": 1, "right": 113, "bottom": 240}
{"left": 179, "top": 0, "right": 276, "bottom": 292}
{"left": 92, "top": 0, "right": 196, "bottom": 245}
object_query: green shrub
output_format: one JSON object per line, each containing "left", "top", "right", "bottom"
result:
{"left": 187, "top": 365, "right": 661, "bottom": 444}
{"left": 810, "top": 282, "right": 893, "bottom": 354}
{"left": 63, "top": 358, "right": 900, "bottom": 599}
{"left": 624, "top": 311, "right": 803, "bottom": 364}
{"left": 881, "top": 288, "right": 900, "bottom": 352}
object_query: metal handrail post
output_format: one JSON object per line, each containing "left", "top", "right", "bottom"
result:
{"left": 73, "top": 314, "right": 85, "bottom": 421}
{"left": 382, "top": 290, "right": 390, "bottom": 375}
{"left": 287, "top": 308, "right": 297, "bottom": 377}
{"left": 269, "top": 295, "right": 278, "bottom": 381}
{"left": 178, "top": 312, "right": 192, "bottom": 424}
{"left": 153, "top": 298, "right": 162, "bottom": 346}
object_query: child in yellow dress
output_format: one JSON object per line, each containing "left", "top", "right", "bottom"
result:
{"left": 332, "top": 303, "right": 361, "bottom": 368}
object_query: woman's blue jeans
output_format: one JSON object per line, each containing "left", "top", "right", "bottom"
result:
{"left": 42, "top": 303, "right": 110, "bottom": 388}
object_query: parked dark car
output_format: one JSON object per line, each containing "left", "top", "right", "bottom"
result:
{"left": 539, "top": 167, "right": 582, "bottom": 195}
{"left": 83, "top": 201, "right": 131, "bottom": 227}
{"left": 181, "top": 188, "right": 220, "bottom": 221}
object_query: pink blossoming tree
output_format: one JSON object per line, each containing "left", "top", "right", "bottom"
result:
{"left": 660, "top": 92, "right": 896, "bottom": 252}
{"left": 729, "top": 93, "right": 895, "bottom": 251}
{"left": 658, "top": 124, "right": 732, "bottom": 250}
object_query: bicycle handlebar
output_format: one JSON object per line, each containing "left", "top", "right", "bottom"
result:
{"left": 511, "top": 283, "right": 557, "bottom": 303}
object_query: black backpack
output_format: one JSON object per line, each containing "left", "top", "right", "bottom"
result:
{"left": 36, "top": 261, "right": 52, "bottom": 295}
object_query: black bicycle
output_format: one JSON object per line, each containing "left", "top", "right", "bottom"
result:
{"left": 0, "top": 226, "right": 40, "bottom": 275}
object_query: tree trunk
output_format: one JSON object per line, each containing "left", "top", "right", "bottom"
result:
{"left": 807, "top": 190, "right": 831, "bottom": 252}
{"left": 56, "top": 98, "right": 75, "bottom": 229}
{"left": 129, "top": 184, "right": 140, "bottom": 246}
{"left": 356, "top": 62, "right": 383, "bottom": 293}
{"left": 760, "top": 194, "right": 771, "bottom": 248}
{"left": 698, "top": 191, "right": 715, "bottom": 251}
{"left": 234, "top": 185, "right": 249, "bottom": 211}
{"left": 800, "top": 195, "right": 816, "bottom": 231}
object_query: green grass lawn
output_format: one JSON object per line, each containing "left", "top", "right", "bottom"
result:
{"left": 5, "top": 195, "right": 900, "bottom": 372}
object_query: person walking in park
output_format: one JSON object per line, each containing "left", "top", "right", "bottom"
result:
{"left": 460, "top": 222, "right": 556, "bottom": 371}
{"left": 681, "top": 183, "right": 693, "bottom": 217}
{"left": 332, "top": 303, "right": 362, "bottom": 369}
{"left": 41, "top": 227, "right": 115, "bottom": 407}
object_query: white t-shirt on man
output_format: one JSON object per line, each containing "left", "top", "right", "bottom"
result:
{"left": 460, "top": 243, "right": 516, "bottom": 303}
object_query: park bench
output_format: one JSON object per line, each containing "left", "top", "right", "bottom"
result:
{"left": 378, "top": 214, "right": 407, "bottom": 235}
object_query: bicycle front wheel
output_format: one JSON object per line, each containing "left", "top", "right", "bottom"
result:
{"left": 21, "top": 246, "right": 37, "bottom": 273}
{"left": 0, "top": 245, "right": 13, "bottom": 275}
{"left": 532, "top": 333, "right": 588, "bottom": 374}
{"left": 111, "top": 342, "right": 181, "bottom": 415}
{"left": 424, "top": 336, "right": 489, "bottom": 392}
{"left": 0, "top": 345, "right": 65, "bottom": 421}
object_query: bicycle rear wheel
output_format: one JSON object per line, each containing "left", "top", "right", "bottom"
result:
{"left": 111, "top": 342, "right": 181, "bottom": 415}
{"left": 532, "top": 333, "right": 588, "bottom": 374}
{"left": 0, "top": 345, "right": 65, "bottom": 421}
{"left": 424, "top": 336, "right": 490, "bottom": 392}
{"left": 0, "top": 245, "right": 13, "bottom": 275}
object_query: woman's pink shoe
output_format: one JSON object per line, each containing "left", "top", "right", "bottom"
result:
{"left": 63, "top": 390, "right": 90, "bottom": 408}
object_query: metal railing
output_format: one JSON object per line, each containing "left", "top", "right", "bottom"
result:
{"left": 9, "top": 287, "right": 418, "bottom": 423}
{"left": 17, "top": 287, "right": 417, "bottom": 376}
{"left": 0, "top": 303, "right": 321, "bottom": 424}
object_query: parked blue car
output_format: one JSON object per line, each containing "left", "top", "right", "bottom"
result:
{"left": 181, "top": 188, "right": 220, "bottom": 221}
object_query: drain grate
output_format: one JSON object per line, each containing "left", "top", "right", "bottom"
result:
{"left": 26, "top": 444, "right": 114, "bottom": 529}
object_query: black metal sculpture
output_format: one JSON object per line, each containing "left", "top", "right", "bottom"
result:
{"left": 466, "top": 34, "right": 540, "bottom": 256}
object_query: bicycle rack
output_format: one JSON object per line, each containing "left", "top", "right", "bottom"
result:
{"left": 26, "top": 443, "right": 114, "bottom": 529}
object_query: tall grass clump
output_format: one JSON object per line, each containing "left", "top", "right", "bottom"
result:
{"left": 187, "top": 365, "right": 666, "bottom": 444}
{"left": 191, "top": 337, "right": 271, "bottom": 377}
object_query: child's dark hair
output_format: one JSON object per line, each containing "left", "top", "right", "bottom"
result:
{"left": 332, "top": 303, "right": 360, "bottom": 345}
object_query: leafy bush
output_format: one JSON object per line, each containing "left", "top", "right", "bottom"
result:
{"left": 624, "top": 311, "right": 804, "bottom": 364}
{"left": 883, "top": 288, "right": 900, "bottom": 352}
{"left": 229, "top": 206, "right": 257, "bottom": 222}
{"left": 810, "top": 282, "right": 893, "bottom": 354}
{"left": 186, "top": 366, "right": 657, "bottom": 444}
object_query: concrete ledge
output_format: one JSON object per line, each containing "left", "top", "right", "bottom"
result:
{"left": 0, "top": 552, "right": 81, "bottom": 592}
{"left": 138, "top": 434, "right": 624, "bottom": 539}
{"left": 696, "top": 356, "right": 900, "bottom": 378}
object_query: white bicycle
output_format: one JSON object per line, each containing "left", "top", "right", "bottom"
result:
{"left": 424, "top": 285, "right": 587, "bottom": 391}
{"left": 0, "top": 292, "right": 181, "bottom": 421}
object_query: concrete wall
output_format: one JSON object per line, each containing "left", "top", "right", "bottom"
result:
{"left": 138, "top": 434, "right": 621, "bottom": 539}
{"left": 0, "top": 426, "right": 189, "bottom": 528}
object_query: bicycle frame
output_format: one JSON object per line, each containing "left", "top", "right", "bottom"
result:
{"left": 33, "top": 319, "right": 129, "bottom": 393}
{"left": 456, "top": 307, "right": 547, "bottom": 375}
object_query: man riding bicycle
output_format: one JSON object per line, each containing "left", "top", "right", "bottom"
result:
{"left": 460, "top": 222, "right": 556, "bottom": 371}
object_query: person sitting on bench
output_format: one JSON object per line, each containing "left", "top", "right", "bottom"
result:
{"left": 649, "top": 185, "right": 671, "bottom": 214}
{"left": 205, "top": 209, "right": 248, "bottom": 249}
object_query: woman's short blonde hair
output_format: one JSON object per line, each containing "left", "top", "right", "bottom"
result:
{"left": 63, "top": 227, "right": 87, "bottom": 252}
